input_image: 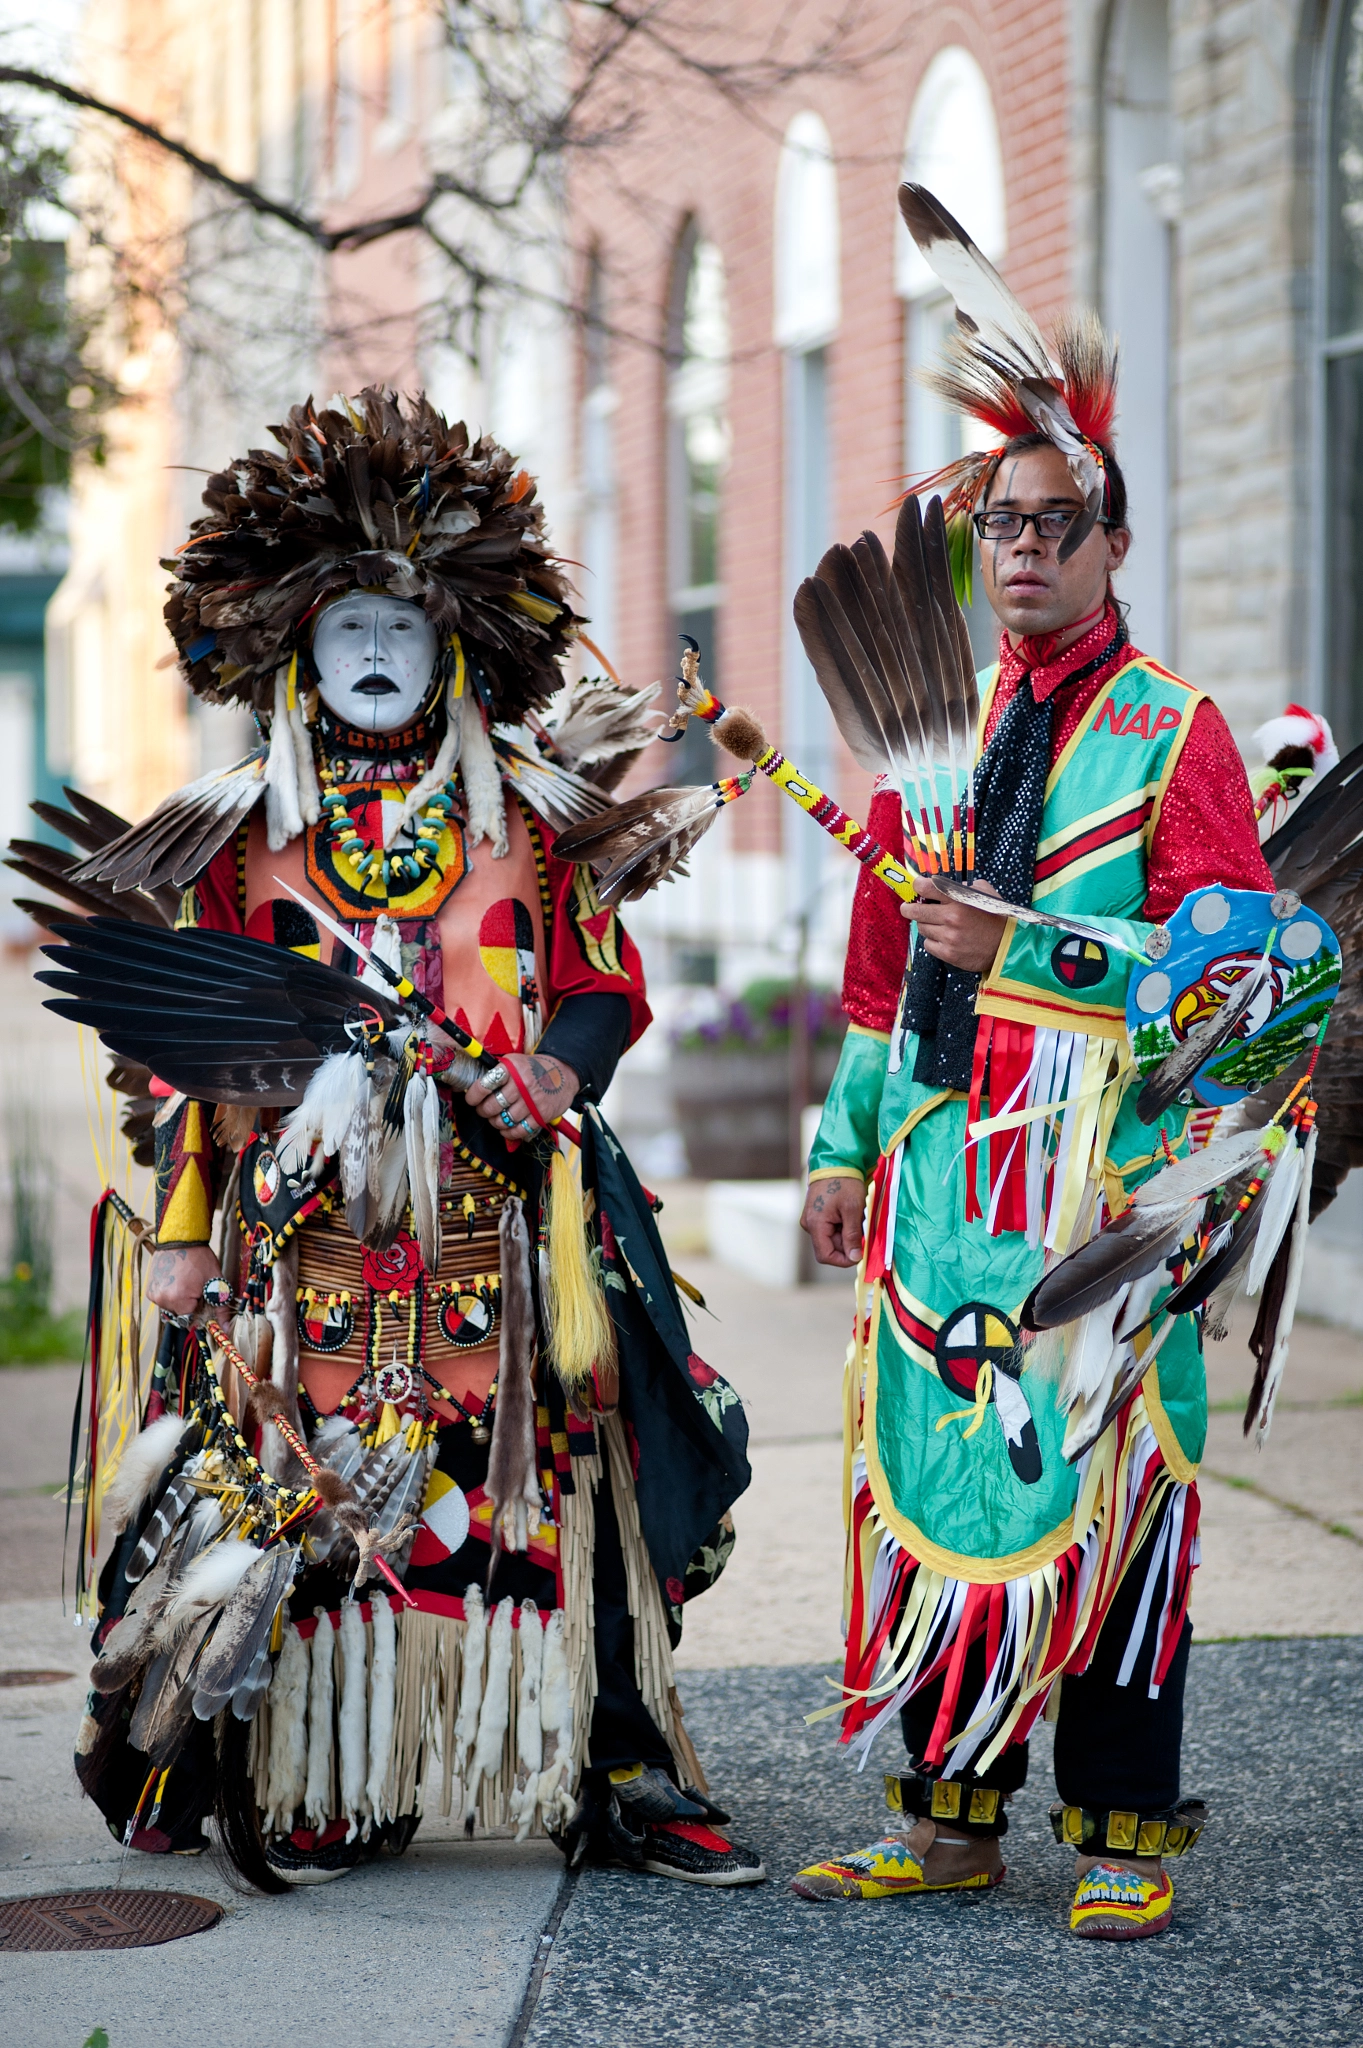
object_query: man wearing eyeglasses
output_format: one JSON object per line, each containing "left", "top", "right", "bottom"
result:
{"left": 793, "top": 430, "right": 1275, "bottom": 1935}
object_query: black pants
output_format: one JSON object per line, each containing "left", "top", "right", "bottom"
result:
{"left": 900, "top": 1525, "right": 1193, "bottom": 1817}
{"left": 585, "top": 1452, "right": 674, "bottom": 1775}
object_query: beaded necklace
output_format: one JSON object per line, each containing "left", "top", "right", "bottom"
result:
{"left": 317, "top": 754, "right": 460, "bottom": 891}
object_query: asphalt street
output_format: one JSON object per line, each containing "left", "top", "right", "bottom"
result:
{"left": 525, "top": 1643, "right": 1363, "bottom": 2048}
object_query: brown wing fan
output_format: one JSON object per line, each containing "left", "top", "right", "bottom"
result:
{"left": 70, "top": 750, "right": 268, "bottom": 896}
{"left": 8, "top": 793, "right": 179, "bottom": 1159}
{"left": 553, "top": 784, "right": 731, "bottom": 905}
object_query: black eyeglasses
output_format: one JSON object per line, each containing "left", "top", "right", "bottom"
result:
{"left": 973, "top": 508, "right": 1106, "bottom": 542}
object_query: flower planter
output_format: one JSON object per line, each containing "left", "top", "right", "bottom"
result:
{"left": 670, "top": 1041, "right": 844, "bottom": 1180}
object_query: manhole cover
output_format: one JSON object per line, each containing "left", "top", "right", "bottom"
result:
{"left": 0, "top": 1670, "right": 74, "bottom": 1687}
{"left": 0, "top": 1889, "right": 223, "bottom": 1951}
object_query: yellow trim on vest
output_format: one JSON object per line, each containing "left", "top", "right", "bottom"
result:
{"left": 883, "top": 1089, "right": 956, "bottom": 1158}
{"left": 1140, "top": 1350, "right": 1200, "bottom": 1485}
{"left": 848, "top": 1022, "right": 892, "bottom": 1044}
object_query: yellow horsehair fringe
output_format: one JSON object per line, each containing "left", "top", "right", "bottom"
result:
{"left": 544, "top": 1144, "right": 616, "bottom": 1389}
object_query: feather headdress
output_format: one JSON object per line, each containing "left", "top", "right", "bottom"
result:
{"left": 163, "top": 387, "right": 577, "bottom": 724}
{"left": 898, "top": 184, "right": 1119, "bottom": 596}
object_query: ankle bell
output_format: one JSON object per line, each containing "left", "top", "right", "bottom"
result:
{"left": 886, "top": 1769, "right": 1008, "bottom": 1841}
{"left": 1049, "top": 1798, "right": 1208, "bottom": 1859}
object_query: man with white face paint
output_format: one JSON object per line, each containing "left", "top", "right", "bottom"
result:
{"left": 311, "top": 590, "right": 439, "bottom": 733}
{"left": 38, "top": 391, "right": 760, "bottom": 1892}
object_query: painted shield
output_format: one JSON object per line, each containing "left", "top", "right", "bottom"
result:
{"left": 1128, "top": 885, "right": 1340, "bottom": 1107}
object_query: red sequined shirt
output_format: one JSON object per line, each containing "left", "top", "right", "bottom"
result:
{"left": 842, "top": 608, "right": 1274, "bottom": 1033}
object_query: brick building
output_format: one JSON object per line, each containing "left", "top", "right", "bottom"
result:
{"left": 568, "top": 0, "right": 1363, "bottom": 1010}
{"left": 43, "top": 2, "right": 1363, "bottom": 984}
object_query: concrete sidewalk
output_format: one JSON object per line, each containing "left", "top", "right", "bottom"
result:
{"left": 3, "top": 1203, "right": 1361, "bottom": 2046}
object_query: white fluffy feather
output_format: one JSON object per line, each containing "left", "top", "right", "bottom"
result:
{"left": 1253, "top": 709, "right": 1338, "bottom": 772}
{"left": 304, "top": 1607, "right": 336, "bottom": 1831}
{"left": 278, "top": 1047, "right": 369, "bottom": 1168}
{"left": 103, "top": 1415, "right": 189, "bottom": 1534}
{"left": 159, "top": 1538, "right": 261, "bottom": 1641}
{"left": 365, "top": 1590, "right": 397, "bottom": 1827}
{"left": 338, "top": 1599, "right": 371, "bottom": 1843}
{"left": 463, "top": 1595, "right": 513, "bottom": 1829}
{"left": 262, "top": 1621, "right": 310, "bottom": 1834}
{"left": 1057, "top": 1288, "right": 1131, "bottom": 1415}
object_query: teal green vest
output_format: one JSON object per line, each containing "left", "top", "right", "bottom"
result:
{"left": 811, "top": 654, "right": 1209, "bottom": 1574}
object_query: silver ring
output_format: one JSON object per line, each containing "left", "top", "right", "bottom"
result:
{"left": 519, "top": 1117, "right": 535, "bottom": 1134}
{"left": 494, "top": 1088, "right": 508, "bottom": 1110}
{"left": 500, "top": 1108, "right": 515, "bottom": 1128}
{"left": 484, "top": 1063, "right": 509, "bottom": 1091}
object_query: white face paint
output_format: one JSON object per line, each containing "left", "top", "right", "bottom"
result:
{"left": 311, "top": 592, "right": 439, "bottom": 733}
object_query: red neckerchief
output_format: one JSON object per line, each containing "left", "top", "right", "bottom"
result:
{"left": 996, "top": 600, "right": 1120, "bottom": 703}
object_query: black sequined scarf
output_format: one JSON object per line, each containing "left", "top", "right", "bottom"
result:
{"left": 903, "top": 617, "right": 1129, "bottom": 1090}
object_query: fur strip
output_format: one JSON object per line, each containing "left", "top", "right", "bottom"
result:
{"left": 535, "top": 1608, "right": 574, "bottom": 1832}
{"left": 260, "top": 1237, "right": 304, "bottom": 1483}
{"left": 103, "top": 1415, "right": 189, "bottom": 1535}
{"left": 463, "top": 1595, "right": 514, "bottom": 1832}
{"left": 289, "top": 693, "right": 321, "bottom": 827}
{"left": 452, "top": 1581, "right": 486, "bottom": 1806}
{"left": 487, "top": 1198, "right": 541, "bottom": 1557}
{"left": 461, "top": 692, "right": 508, "bottom": 855}
{"left": 304, "top": 1607, "right": 336, "bottom": 1830}
{"left": 365, "top": 1590, "right": 397, "bottom": 1827}
{"left": 264, "top": 667, "right": 305, "bottom": 850}
{"left": 338, "top": 1599, "right": 371, "bottom": 1842}
{"left": 509, "top": 1601, "right": 544, "bottom": 1841}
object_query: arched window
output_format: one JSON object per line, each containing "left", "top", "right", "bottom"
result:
{"left": 1323, "top": 0, "right": 1363, "bottom": 744}
{"left": 896, "top": 49, "right": 1005, "bottom": 667}
{"left": 775, "top": 112, "right": 839, "bottom": 913}
{"left": 1100, "top": 0, "right": 1174, "bottom": 659}
{"left": 666, "top": 226, "right": 731, "bottom": 781}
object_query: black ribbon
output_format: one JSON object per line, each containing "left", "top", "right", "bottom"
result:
{"left": 904, "top": 621, "right": 1128, "bottom": 1091}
